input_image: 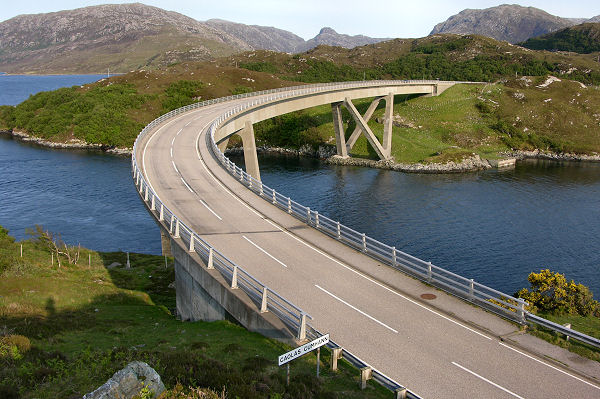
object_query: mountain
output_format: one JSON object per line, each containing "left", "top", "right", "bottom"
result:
{"left": 299, "top": 27, "right": 389, "bottom": 52}
{"left": 0, "top": 3, "right": 388, "bottom": 73}
{"left": 430, "top": 4, "right": 581, "bottom": 43}
{"left": 205, "top": 19, "right": 305, "bottom": 53}
{"left": 520, "top": 23, "right": 600, "bottom": 53}
{"left": 588, "top": 16, "right": 600, "bottom": 23}
{"left": 0, "top": 3, "right": 252, "bottom": 73}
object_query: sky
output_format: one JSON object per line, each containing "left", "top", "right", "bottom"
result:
{"left": 1, "top": 1, "right": 599, "bottom": 40}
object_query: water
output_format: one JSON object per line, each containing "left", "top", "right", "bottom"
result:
{"left": 0, "top": 74, "right": 107, "bottom": 106}
{"left": 231, "top": 154, "right": 600, "bottom": 296}
{"left": 0, "top": 135, "right": 161, "bottom": 254}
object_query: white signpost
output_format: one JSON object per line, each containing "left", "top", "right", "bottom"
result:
{"left": 278, "top": 334, "right": 330, "bottom": 384}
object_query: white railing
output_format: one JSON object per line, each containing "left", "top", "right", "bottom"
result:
{"left": 132, "top": 80, "right": 438, "bottom": 398}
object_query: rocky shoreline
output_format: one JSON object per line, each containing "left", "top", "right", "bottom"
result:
{"left": 1, "top": 129, "right": 132, "bottom": 156}
{"left": 4, "top": 129, "right": 600, "bottom": 172}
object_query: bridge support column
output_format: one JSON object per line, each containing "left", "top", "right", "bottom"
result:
{"left": 343, "top": 97, "right": 390, "bottom": 161}
{"left": 217, "top": 138, "right": 230, "bottom": 153}
{"left": 160, "top": 228, "right": 172, "bottom": 257}
{"left": 237, "top": 121, "right": 261, "bottom": 181}
{"left": 346, "top": 96, "right": 384, "bottom": 151}
{"left": 331, "top": 102, "right": 348, "bottom": 158}
{"left": 382, "top": 93, "right": 394, "bottom": 158}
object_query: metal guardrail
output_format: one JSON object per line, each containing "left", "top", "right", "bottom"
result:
{"left": 132, "top": 79, "right": 599, "bottom": 398}
{"left": 204, "top": 80, "right": 600, "bottom": 351}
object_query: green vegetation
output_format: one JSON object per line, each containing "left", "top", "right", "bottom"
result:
{"left": 162, "top": 80, "right": 205, "bottom": 113}
{"left": 520, "top": 23, "right": 600, "bottom": 54}
{"left": 515, "top": 269, "right": 600, "bottom": 361}
{"left": 0, "top": 226, "right": 389, "bottom": 398}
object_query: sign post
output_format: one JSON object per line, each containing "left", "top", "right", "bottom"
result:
{"left": 278, "top": 334, "right": 329, "bottom": 384}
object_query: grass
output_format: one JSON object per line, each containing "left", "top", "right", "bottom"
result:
{"left": 0, "top": 227, "right": 390, "bottom": 399}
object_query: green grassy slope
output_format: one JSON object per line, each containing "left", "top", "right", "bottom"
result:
{"left": 0, "top": 226, "right": 389, "bottom": 398}
{"left": 520, "top": 23, "right": 600, "bottom": 54}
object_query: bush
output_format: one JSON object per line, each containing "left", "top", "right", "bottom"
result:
{"left": 516, "top": 269, "right": 600, "bottom": 316}
{"left": 162, "top": 80, "right": 204, "bottom": 113}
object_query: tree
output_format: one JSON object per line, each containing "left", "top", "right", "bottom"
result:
{"left": 516, "top": 269, "right": 599, "bottom": 316}
{"left": 27, "top": 225, "right": 80, "bottom": 267}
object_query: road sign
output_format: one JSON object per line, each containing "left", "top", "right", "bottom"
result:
{"left": 278, "top": 334, "right": 329, "bottom": 366}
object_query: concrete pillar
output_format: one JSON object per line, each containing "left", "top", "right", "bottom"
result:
{"left": 331, "top": 102, "right": 348, "bottom": 158}
{"left": 160, "top": 228, "right": 172, "bottom": 257}
{"left": 360, "top": 366, "right": 372, "bottom": 389}
{"left": 217, "top": 138, "right": 229, "bottom": 153}
{"left": 382, "top": 93, "right": 394, "bottom": 158}
{"left": 237, "top": 121, "right": 261, "bottom": 181}
{"left": 343, "top": 98, "right": 388, "bottom": 160}
{"left": 346, "top": 96, "right": 383, "bottom": 151}
{"left": 330, "top": 347, "right": 343, "bottom": 371}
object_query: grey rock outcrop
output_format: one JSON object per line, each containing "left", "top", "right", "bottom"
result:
{"left": 430, "top": 4, "right": 582, "bottom": 43}
{"left": 299, "top": 27, "right": 389, "bottom": 52}
{"left": 82, "top": 361, "right": 165, "bottom": 399}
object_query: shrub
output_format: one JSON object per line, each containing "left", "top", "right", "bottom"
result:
{"left": 516, "top": 269, "right": 600, "bottom": 316}
{"left": 162, "top": 80, "right": 204, "bottom": 113}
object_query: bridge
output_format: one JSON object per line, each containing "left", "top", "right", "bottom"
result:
{"left": 132, "top": 80, "right": 600, "bottom": 398}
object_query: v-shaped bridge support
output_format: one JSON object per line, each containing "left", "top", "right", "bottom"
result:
{"left": 332, "top": 94, "right": 394, "bottom": 161}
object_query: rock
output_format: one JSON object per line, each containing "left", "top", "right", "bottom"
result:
{"left": 83, "top": 361, "right": 165, "bottom": 399}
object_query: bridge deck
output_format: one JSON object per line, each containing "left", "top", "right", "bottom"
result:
{"left": 136, "top": 90, "right": 600, "bottom": 398}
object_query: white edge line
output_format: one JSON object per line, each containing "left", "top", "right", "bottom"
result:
{"left": 499, "top": 342, "right": 600, "bottom": 390}
{"left": 199, "top": 199, "right": 223, "bottom": 221}
{"left": 171, "top": 160, "right": 179, "bottom": 174}
{"left": 194, "top": 124, "right": 492, "bottom": 341}
{"left": 452, "top": 362, "right": 525, "bottom": 399}
{"left": 242, "top": 235, "right": 287, "bottom": 268}
{"left": 170, "top": 147, "right": 173, "bottom": 158}
{"left": 315, "top": 284, "right": 398, "bottom": 334}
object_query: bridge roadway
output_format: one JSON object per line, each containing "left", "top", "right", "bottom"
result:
{"left": 136, "top": 92, "right": 600, "bottom": 398}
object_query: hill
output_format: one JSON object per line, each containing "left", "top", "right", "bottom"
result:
{"left": 0, "top": 3, "right": 388, "bottom": 74}
{"left": 430, "top": 4, "right": 581, "bottom": 43}
{"left": 520, "top": 23, "right": 600, "bottom": 53}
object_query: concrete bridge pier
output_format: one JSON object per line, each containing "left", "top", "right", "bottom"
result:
{"left": 236, "top": 121, "right": 261, "bottom": 181}
{"left": 332, "top": 95, "right": 395, "bottom": 160}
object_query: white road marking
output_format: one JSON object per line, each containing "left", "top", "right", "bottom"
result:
{"left": 452, "top": 362, "right": 525, "bottom": 399}
{"left": 177, "top": 128, "right": 183, "bottom": 135}
{"left": 172, "top": 161, "right": 179, "bottom": 174}
{"left": 199, "top": 199, "right": 222, "bottom": 220}
{"left": 242, "top": 235, "right": 287, "bottom": 268}
{"left": 194, "top": 123, "right": 492, "bottom": 341}
{"left": 185, "top": 121, "right": 192, "bottom": 127}
{"left": 315, "top": 284, "right": 398, "bottom": 333}
{"left": 170, "top": 147, "right": 173, "bottom": 158}
{"left": 180, "top": 177, "right": 194, "bottom": 193}
{"left": 499, "top": 342, "right": 600, "bottom": 390}
{"left": 171, "top": 137, "right": 176, "bottom": 146}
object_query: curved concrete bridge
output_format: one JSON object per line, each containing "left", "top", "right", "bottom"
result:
{"left": 133, "top": 80, "right": 600, "bottom": 398}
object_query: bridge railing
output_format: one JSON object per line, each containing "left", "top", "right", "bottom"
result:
{"left": 203, "top": 82, "right": 600, "bottom": 351}
{"left": 132, "top": 80, "right": 443, "bottom": 398}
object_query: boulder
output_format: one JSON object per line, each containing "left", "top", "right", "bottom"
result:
{"left": 83, "top": 361, "right": 165, "bottom": 399}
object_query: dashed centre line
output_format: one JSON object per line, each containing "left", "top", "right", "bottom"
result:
{"left": 199, "top": 199, "right": 222, "bottom": 220}
{"left": 452, "top": 362, "right": 524, "bottom": 399}
{"left": 242, "top": 235, "right": 287, "bottom": 268}
{"left": 315, "top": 284, "right": 398, "bottom": 334}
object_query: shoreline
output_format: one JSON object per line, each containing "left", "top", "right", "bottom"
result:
{"left": 4, "top": 129, "right": 600, "bottom": 171}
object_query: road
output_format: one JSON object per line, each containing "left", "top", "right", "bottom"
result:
{"left": 136, "top": 95, "right": 600, "bottom": 398}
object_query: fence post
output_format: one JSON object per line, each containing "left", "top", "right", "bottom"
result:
{"left": 151, "top": 194, "right": 155, "bottom": 211}
{"left": 427, "top": 262, "right": 433, "bottom": 282}
{"left": 517, "top": 298, "right": 526, "bottom": 323}
{"left": 330, "top": 347, "right": 343, "bottom": 371}
{"left": 189, "top": 235, "right": 195, "bottom": 252}
{"left": 260, "top": 287, "right": 268, "bottom": 313}
{"left": 307, "top": 208, "right": 311, "bottom": 224}
{"left": 272, "top": 190, "right": 276, "bottom": 204}
{"left": 469, "top": 279, "right": 474, "bottom": 299}
{"left": 169, "top": 214, "right": 174, "bottom": 234}
{"left": 288, "top": 197, "right": 292, "bottom": 213}
{"left": 144, "top": 185, "right": 149, "bottom": 201}
{"left": 259, "top": 181, "right": 264, "bottom": 196}
{"left": 174, "top": 219, "right": 180, "bottom": 238}
{"left": 395, "top": 388, "right": 408, "bottom": 399}
{"left": 231, "top": 266, "right": 238, "bottom": 289}
{"left": 360, "top": 367, "right": 372, "bottom": 390}
{"left": 297, "top": 313, "right": 307, "bottom": 341}
{"left": 392, "top": 247, "right": 397, "bottom": 267}
{"left": 207, "top": 248, "right": 214, "bottom": 269}
{"left": 362, "top": 234, "right": 367, "bottom": 252}
{"left": 315, "top": 211, "right": 320, "bottom": 228}
{"left": 337, "top": 222, "right": 341, "bottom": 239}
{"left": 159, "top": 204, "right": 164, "bottom": 221}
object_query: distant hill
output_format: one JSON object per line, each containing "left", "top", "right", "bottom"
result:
{"left": 0, "top": 3, "right": 252, "bottom": 73}
{"left": 520, "top": 23, "right": 600, "bottom": 53}
{"left": 0, "top": 3, "right": 388, "bottom": 73}
{"left": 430, "top": 4, "right": 581, "bottom": 43}
{"left": 206, "top": 19, "right": 306, "bottom": 53}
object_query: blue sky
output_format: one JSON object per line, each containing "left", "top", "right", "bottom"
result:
{"left": 1, "top": 1, "right": 599, "bottom": 40}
